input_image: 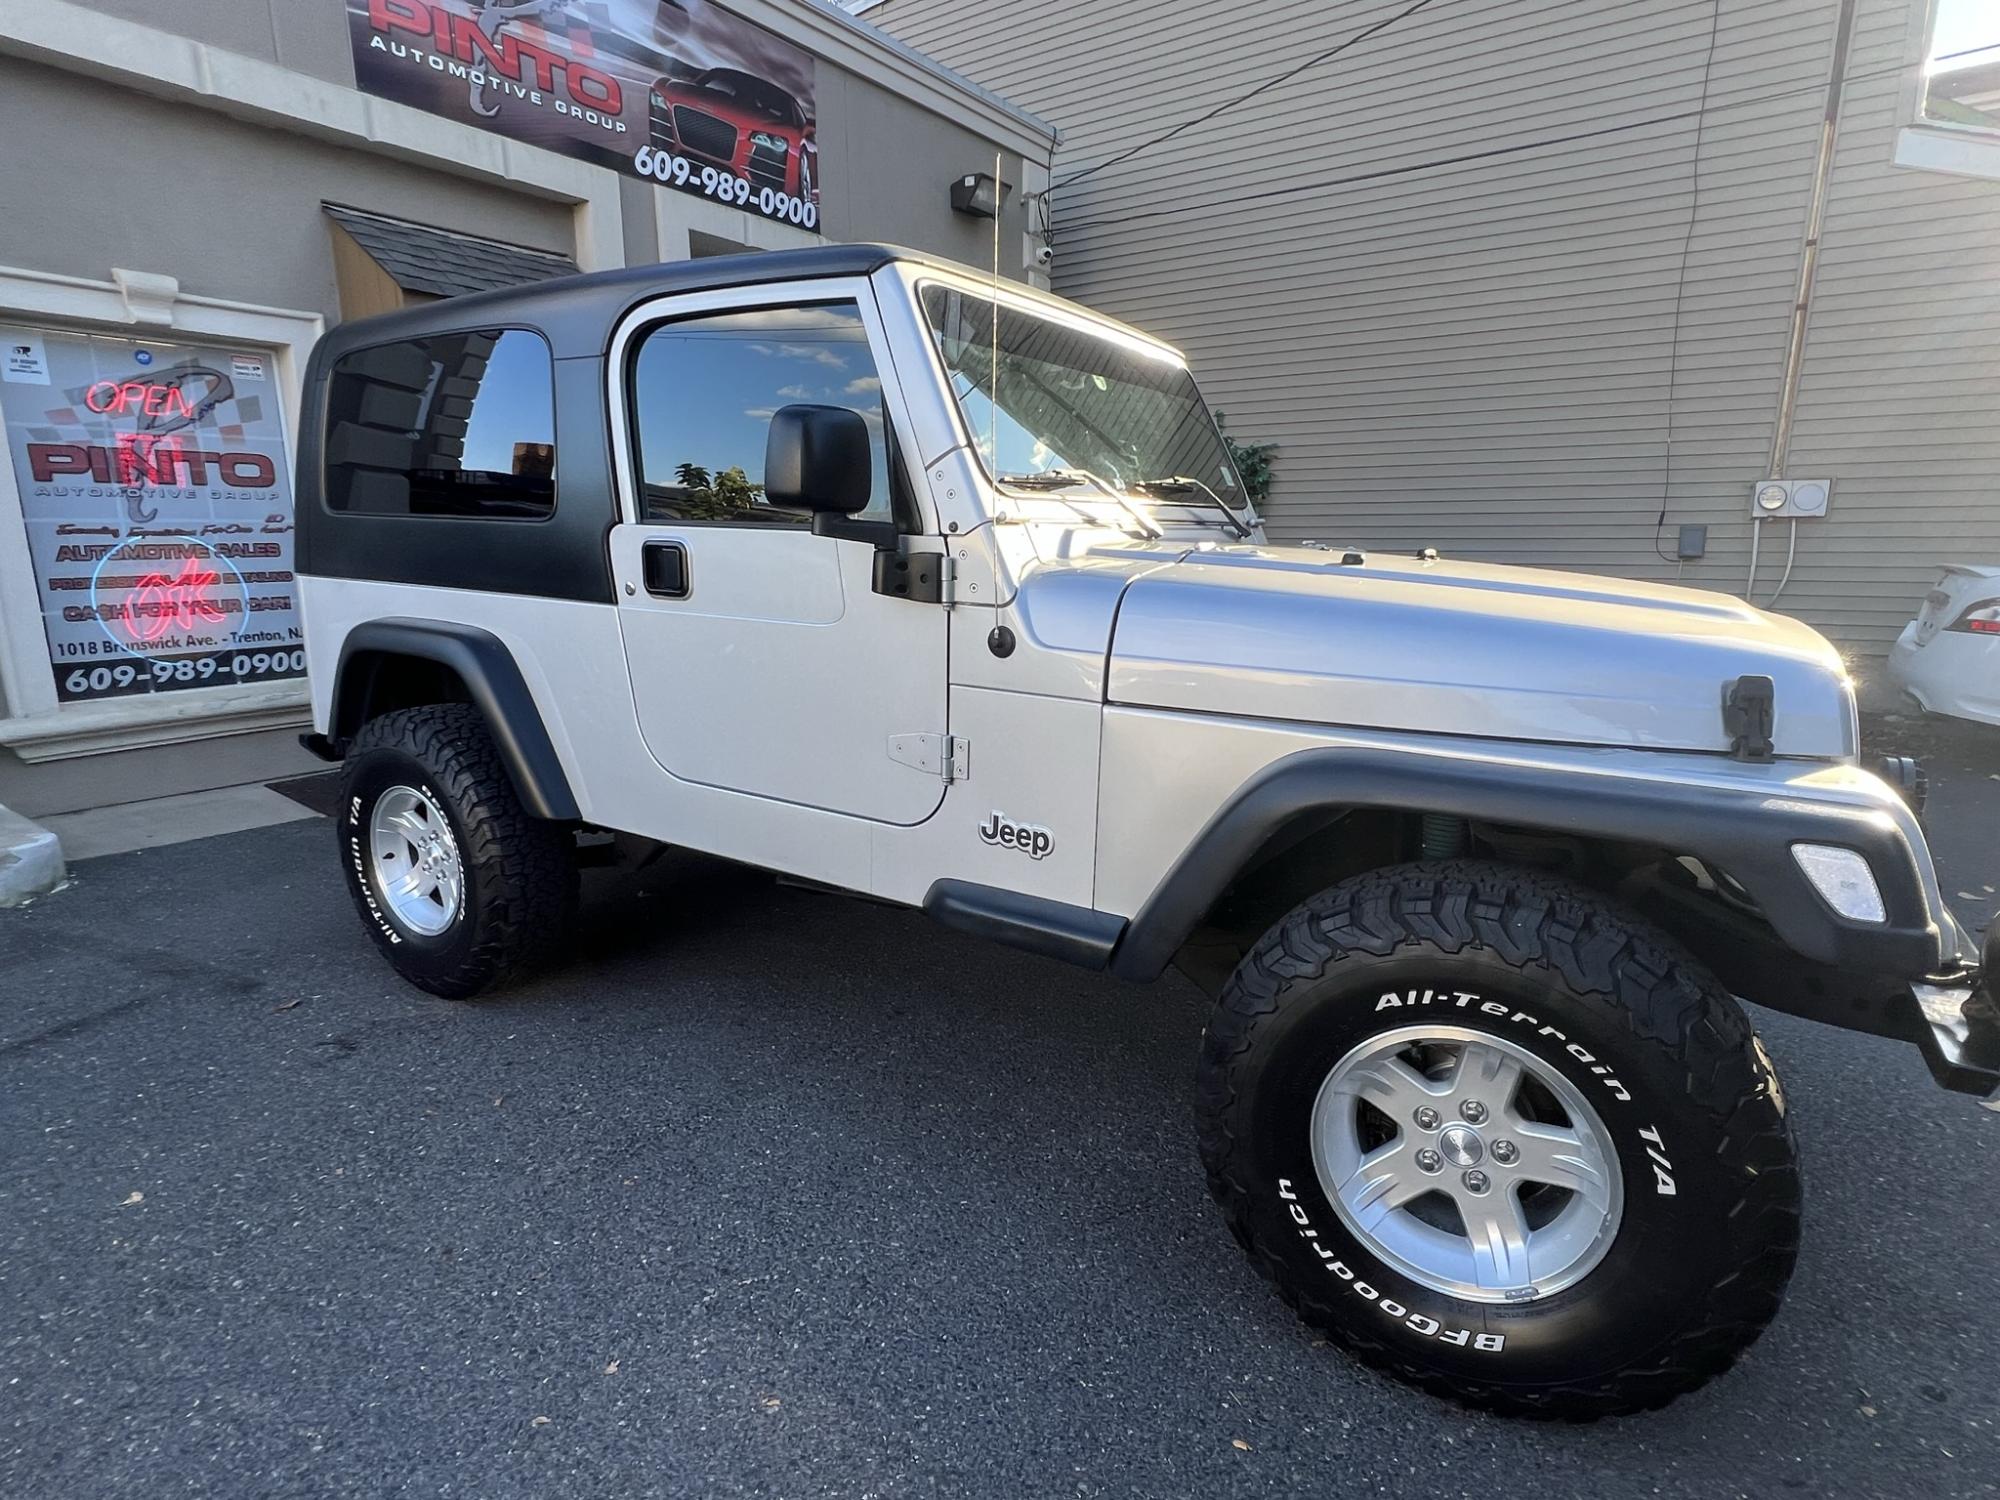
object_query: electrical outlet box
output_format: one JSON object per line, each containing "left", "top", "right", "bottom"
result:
{"left": 1750, "top": 478, "right": 1832, "bottom": 519}
{"left": 1677, "top": 523, "right": 1708, "bottom": 559}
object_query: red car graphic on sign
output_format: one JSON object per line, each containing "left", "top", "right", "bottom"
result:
{"left": 649, "top": 67, "right": 817, "bottom": 203}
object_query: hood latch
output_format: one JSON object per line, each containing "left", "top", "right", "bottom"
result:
{"left": 1722, "top": 675, "right": 1776, "bottom": 762}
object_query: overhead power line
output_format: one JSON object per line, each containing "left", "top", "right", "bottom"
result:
{"left": 1049, "top": 0, "right": 1445, "bottom": 193}
{"left": 1054, "top": 58, "right": 1907, "bottom": 239}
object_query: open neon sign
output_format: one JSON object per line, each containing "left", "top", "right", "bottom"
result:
{"left": 84, "top": 380, "right": 201, "bottom": 420}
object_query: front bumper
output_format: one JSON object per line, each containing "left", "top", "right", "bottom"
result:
{"left": 1909, "top": 918, "right": 2000, "bottom": 1098}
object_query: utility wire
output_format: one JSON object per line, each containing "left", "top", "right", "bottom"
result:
{"left": 1055, "top": 58, "right": 1907, "bottom": 238}
{"left": 1049, "top": 0, "right": 1444, "bottom": 193}
{"left": 1063, "top": 110, "right": 1702, "bottom": 232}
{"left": 1653, "top": 0, "right": 1723, "bottom": 565}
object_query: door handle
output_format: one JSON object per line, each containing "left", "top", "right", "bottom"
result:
{"left": 642, "top": 539, "right": 689, "bottom": 598}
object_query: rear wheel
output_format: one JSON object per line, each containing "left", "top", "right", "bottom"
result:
{"left": 1196, "top": 861, "right": 1800, "bottom": 1419}
{"left": 338, "top": 705, "right": 576, "bottom": 998}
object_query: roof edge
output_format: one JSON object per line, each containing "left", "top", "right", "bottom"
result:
{"left": 791, "top": 0, "right": 1060, "bottom": 150}
{"left": 311, "top": 242, "right": 912, "bottom": 351}
{"left": 323, "top": 203, "right": 577, "bottom": 268}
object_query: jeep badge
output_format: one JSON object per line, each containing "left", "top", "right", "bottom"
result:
{"left": 978, "top": 811, "right": 1053, "bottom": 860}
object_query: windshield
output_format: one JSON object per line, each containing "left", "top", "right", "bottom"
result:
{"left": 695, "top": 70, "right": 798, "bottom": 125}
{"left": 918, "top": 285, "right": 1249, "bottom": 516}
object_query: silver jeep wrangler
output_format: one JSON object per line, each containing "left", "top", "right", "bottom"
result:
{"left": 296, "top": 244, "right": 1997, "bottom": 1419}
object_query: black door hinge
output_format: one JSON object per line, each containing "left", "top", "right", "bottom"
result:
{"left": 872, "top": 549, "right": 955, "bottom": 605}
{"left": 1722, "top": 674, "right": 1776, "bottom": 762}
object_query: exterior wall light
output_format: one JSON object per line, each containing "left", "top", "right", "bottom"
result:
{"left": 950, "top": 172, "right": 1009, "bottom": 218}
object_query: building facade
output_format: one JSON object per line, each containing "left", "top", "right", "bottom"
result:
{"left": 0, "top": 0, "right": 1054, "bottom": 817}
{"left": 857, "top": 0, "right": 2000, "bottom": 683}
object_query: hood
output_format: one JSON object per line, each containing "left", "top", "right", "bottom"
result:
{"left": 1104, "top": 542, "right": 1855, "bottom": 757}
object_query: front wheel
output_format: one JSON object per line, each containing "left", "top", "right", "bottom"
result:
{"left": 1196, "top": 861, "right": 1800, "bottom": 1419}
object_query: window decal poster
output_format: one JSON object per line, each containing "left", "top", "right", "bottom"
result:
{"left": 350, "top": 0, "right": 820, "bottom": 229}
{"left": 0, "top": 326, "right": 304, "bottom": 704}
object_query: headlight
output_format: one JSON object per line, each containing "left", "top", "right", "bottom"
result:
{"left": 1791, "top": 843, "right": 1887, "bottom": 924}
{"left": 750, "top": 131, "right": 789, "bottom": 156}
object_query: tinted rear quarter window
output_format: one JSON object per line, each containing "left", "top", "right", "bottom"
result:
{"left": 324, "top": 328, "right": 555, "bottom": 519}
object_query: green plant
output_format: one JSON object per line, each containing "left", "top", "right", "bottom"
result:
{"left": 670, "top": 463, "right": 766, "bottom": 520}
{"left": 1215, "top": 412, "right": 1277, "bottom": 506}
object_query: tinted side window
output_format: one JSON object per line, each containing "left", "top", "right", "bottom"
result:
{"left": 325, "top": 329, "right": 555, "bottom": 519}
{"left": 630, "top": 301, "right": 891, "bottom": 526}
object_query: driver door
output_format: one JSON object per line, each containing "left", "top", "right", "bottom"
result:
{"left": 608, "top": 282, "right": 948, "bottom": 827}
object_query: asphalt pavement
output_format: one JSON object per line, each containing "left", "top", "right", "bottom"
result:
{"left": 3, "top": 725, "right": 1998, "bottom": 1499}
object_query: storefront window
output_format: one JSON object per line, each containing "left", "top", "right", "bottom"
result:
{"left": 0, "top": 325, "right": 302, "bottom": 704}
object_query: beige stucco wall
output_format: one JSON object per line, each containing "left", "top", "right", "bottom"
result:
{"left": 0, "top": 56, "right": 578, "bottom": 325}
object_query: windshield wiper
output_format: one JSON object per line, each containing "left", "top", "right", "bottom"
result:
{"left": 991, "top": 470, "right": 1100, "bottom": 528}
{"left": 1134, "top": 476, "right": 1255, "bottom": 540}
{"left": 995, "top": 467, "right": 1163, "bottom": 540}
{"left": 994, "top": 471, "right": 1086, "bottom": 489}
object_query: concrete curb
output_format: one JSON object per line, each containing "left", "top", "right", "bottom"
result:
{"left": 0, "top": 803, "right": 66, "bottom": 906}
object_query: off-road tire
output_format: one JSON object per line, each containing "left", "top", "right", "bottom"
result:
{"left": 338, "top": 705, "right": 576, "bottom": 999}
{"left": 1195, "top": 860, "right": 1800, "bottom": 1420}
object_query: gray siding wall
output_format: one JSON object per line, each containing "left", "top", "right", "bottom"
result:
{"left": 869, "top": 0, "right": 2000, "bottom": 660}
{"left": 1781, "top": 0, "right": 2000, "bottom": 652}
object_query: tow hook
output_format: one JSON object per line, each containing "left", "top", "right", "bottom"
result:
{"left": 1911, "top": 921, "right": 2000, "bottom": 1098}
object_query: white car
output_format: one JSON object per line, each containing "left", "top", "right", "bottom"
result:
{"left": 1889, "top": 564, "right": 2000, "bottom": 726}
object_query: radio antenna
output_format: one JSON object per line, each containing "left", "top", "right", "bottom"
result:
{"left": 989, "top": 149, "right": 1001, "bottom": 473}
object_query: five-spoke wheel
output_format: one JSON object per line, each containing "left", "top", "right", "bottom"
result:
{"left": 367, "top": 784, "right": 463, "bottom": 937}
{"left": 1312, "top": 1025, "right": 1623, "bottom": 1302}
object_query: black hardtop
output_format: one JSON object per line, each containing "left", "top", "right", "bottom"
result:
{"left": 297, "top": 242, "right": 976, "bottom": 605}
{"left": 311, "top": 242, "right": 947, "bottom": 363}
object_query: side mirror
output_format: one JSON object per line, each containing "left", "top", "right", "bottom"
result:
{"left": 765, "top": 404, "right": 870, "bottom": 516}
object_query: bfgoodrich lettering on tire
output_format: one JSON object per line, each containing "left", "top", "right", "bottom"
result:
{"left": 338, "top": 704, "right": 577, "bottom": 999}
{"left": 1195, "top": 861, "right": 1800, "bottom": 1419}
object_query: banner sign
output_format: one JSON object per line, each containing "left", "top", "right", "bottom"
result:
{"left": 349, "top": 0, "right": 821, "bottom": 229}
{"left": 0, "top": 327, "right": 303, "bottom": 704}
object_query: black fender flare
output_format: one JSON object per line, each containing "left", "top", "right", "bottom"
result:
{"left": 328, "top": 618, "right": 580, "bottom": 821}
{"left": 1106, "top": 745, "right": 1942, "bottom": 982}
